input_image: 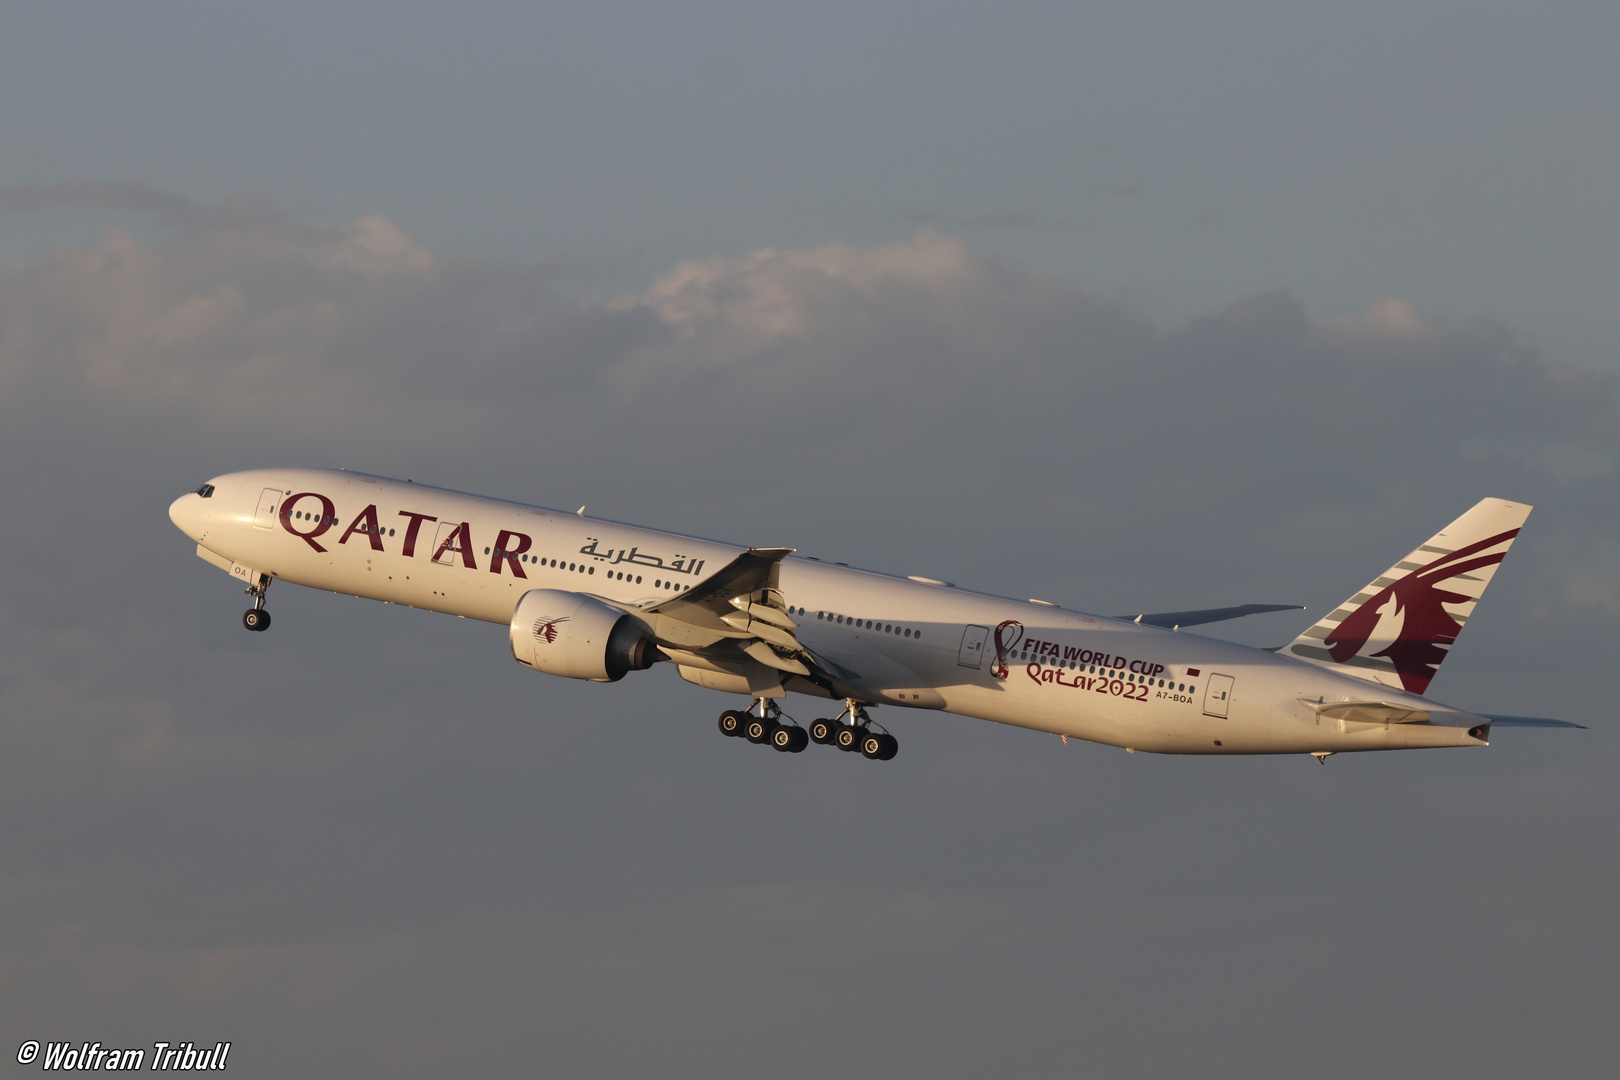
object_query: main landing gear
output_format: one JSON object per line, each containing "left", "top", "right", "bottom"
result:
{"left": 721, "top": 699, "right": 897, "bottom": 761}
{"left": 241, "top": 574, "right": 272, "bottom": 632}
{"left": 717, "top": 699, "right": 809, "bottom": 753}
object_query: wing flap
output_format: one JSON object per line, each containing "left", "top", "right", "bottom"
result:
{"left": 741, "top": 639, "right": 811, "bottom": 676}
{"left": 719, "top": 610, "right": 801, "bottom": 650}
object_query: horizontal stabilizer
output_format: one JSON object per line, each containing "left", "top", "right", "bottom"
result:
{"left": 1121, "top": 603, "right": 1304, "bottom": 629}
{"left": 1482, "top": 714, "right": 1587, "bottom": 729}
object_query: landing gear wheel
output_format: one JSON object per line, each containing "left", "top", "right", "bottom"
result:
{"left": 770, "top": 725, "right": 797, "bottom": 752}
{"left": 834, "top": 723, "right": 861, "bottom": 752}
{"left": 241, "top": 573, "right": 272, "bottom": 630}
{"left": 860, "top": 732, "right": 897, "bottom": 760}
{"left": 718, "top": 710, "right": 745, "bottom": 738}
{"left": 808, "top": 719, "right": 835, "bottom": 745}
{"left": 787, "top": 727, "right": 809, "bottom": 753}
{"left": 745, "top": 718, "right": 777, "bottom": 744}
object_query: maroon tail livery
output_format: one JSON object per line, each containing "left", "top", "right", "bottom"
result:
{"left": 1283, "top": 499, "right": 1531, "bottom": 694}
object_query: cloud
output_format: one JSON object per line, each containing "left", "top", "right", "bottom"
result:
{"left": 3, "top": 193, "right": 1618, "bottom": 1077}
{"left": 6, "top": 197, "right": 1617, "bottom": 558}
{"left": 1092, "top": 178, "right": 1146, "bottom": 197}
{"left": 5, "top": 195, "right": 1616, "bottom": 528}
{"left": 901, "top": 209, "right": 1043, "bottom": 230}
{"left": 0, "top": 180, "right": 200, "bottom": 220}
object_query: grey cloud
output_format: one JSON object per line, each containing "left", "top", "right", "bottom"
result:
{"left": 0, "top": 181, "right": 294, "bottom": 236}
{"left": 703, "top": 53, "right": 743, "bottom": 95}
{"left": 1, "top": 180, "right": 201, "bottom": 219}
{"left": 1092, "top": 178, "right": 1147, "bottom": 197}
{"left": 901, "top": 208, "right": 1044, "bottom": 230}
{"left": 2, "top": 204, "right": 1616, "bottom": 1077}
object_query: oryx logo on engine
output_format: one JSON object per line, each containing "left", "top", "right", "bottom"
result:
{"left": 533, "top": 616, "right": 570, "bottom": 644}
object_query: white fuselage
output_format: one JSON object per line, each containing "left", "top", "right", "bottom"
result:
{"left": 169, "top": 469, "right": 1490, "bottom": 755}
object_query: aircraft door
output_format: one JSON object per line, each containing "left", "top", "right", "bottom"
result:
{"left": 1203, "top": 673, "right": 1235, "bottom": 718}
{"left": 430, "top": 521, "right": 459, "bottom": 565}
{"left": 958, "top": 625, "right": 988, "bottom": 669}
{"left": 253, "top": 488, "right": 282, "bottom": 529}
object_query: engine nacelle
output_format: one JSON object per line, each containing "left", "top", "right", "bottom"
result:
{"left": 509, "top": 589, "right": 659, "bottom": 682}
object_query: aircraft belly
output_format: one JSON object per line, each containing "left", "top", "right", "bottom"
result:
{"left": 936, "top": 665, "right": 1483, "bottom": 754}
{"left": 839, "top": 649, "right": 947, "bottom": 709}
{"left": 211, "top": 528, "right": 515, "bottom": 624}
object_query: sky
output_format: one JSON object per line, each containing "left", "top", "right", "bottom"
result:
{"left": 1, "top": 4, "right": 1616, "bottom": 1078}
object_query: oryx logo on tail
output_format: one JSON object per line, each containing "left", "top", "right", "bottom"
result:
{"left": 1282, "top": 498, "right": 1531, "bottom": 694}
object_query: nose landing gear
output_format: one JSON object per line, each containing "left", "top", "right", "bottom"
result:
{"left": 242, "top": 574, "right": 272, "bottom": 632}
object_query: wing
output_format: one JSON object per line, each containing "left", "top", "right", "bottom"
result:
{"left": 1119, "top": 603, "right": 1304, "bottom": 629}
{"left": 643, "top": 547, "right": 795, "bottom": 624}
{"left": 631, "top": 547, "right": 855, "bottom": 698}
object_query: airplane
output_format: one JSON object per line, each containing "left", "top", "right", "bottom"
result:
{"left": 168, "top": 469, "right": 1582, "bottom": 761}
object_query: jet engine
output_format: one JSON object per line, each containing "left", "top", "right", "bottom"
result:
{"left": 508, "top": 589, "right": 660, "bottom": 682}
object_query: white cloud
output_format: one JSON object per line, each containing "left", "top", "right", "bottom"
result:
{"left": 317, "top": 215, "right": 436, "bottom": 279}
{"left": 1316, "top": 297, "right": 1440, "bottom": 343}
{"left": 611, "top": 227, "right": 1019, "bottom": 368}
{"left": 4, "top": 205, "right": 1615, "bottom": 516}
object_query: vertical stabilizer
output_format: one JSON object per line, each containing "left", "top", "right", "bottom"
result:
{"left": 1282, "top": 499, "right": 1531, "bottom": 695}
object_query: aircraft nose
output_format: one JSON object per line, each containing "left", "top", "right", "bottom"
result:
{"left": 169, "top": 492, "right": 205, "bottom": 541}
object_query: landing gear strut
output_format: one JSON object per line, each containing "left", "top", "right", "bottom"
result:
{"left": 241, "top": 574, "right": 272, "bottom": 632}
{"left": 719, "top": 699, "right": 894, "bottom": 760}
{"left": 717, "top": 699, "right": 808, "bottom": 753}
{"left": 811, "top": 701, "right": 897, "bottom": 761}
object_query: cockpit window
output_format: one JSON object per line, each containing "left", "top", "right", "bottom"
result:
{"left": 195, "top": 484, "right": 215, "bottom": 498}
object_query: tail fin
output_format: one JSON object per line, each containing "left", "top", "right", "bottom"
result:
{"left": 1282, "top": 498, "right": 1531, "bottom": 695}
